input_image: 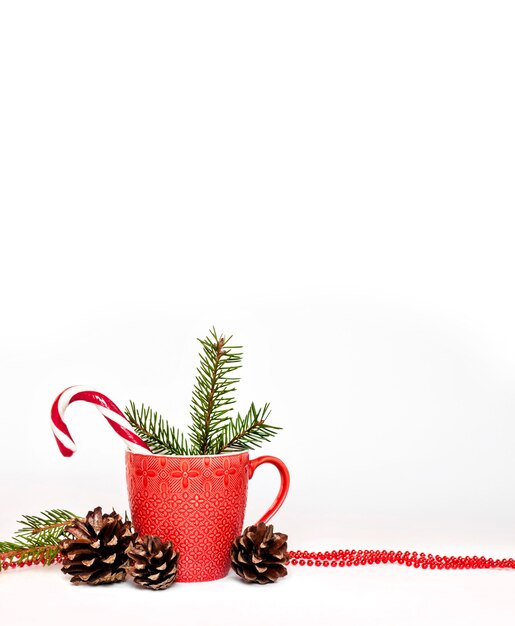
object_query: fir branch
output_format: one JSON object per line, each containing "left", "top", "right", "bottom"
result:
{"left": 215, "top": 403, "right": 281, "bottom": 453}
{"left": 189, "top": 327, "right": 243, "bottom": 454}
{"left": 1, "top": 509, "right": 80, "bottom": 568}
{"left": 124, "top": 401, "right": 190, "bottom": 455}
{"left": 0, "top": 542, "right": 62, "bottom": 566}
{"left": 14, "top": 509, "right": 79, "bottom": 538}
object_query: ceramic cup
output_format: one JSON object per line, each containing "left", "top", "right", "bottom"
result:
{"left": 125, "top": 450, "right": 290, "bottom": 582}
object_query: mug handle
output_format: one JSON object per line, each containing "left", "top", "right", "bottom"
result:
{"left": 248, "top": 455, "right": 290, "bottom": 524}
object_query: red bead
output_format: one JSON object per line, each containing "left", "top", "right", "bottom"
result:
{"left": 280, "top": 547, "right": 515, "bottom": 575}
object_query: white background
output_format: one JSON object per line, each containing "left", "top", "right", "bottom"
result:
{"left": 1, "top": 1, "right": 514, "bottom": 624}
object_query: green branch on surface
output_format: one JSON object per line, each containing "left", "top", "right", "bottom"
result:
{"left": 0, "top": 509, "right": 79, "bottom": 568}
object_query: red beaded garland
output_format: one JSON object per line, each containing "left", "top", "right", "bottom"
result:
{"left": 0, "top": 551, "right": 64, "bottom": 571}
{"left": 287, "top": 549, "right": 515, "bottom": 570}
{"left": 2, "top": 549, "right": 515, "bottom": 574}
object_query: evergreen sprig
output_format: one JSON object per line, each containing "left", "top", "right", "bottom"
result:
{"left": 0, "top": 509, "right": 79, "bottom": 568}
{"left": 124, "top": 327, "right": 281, "bottom": 456}
{"left": 14, "top": 509, "right": 79, "bottom": 540}
{"left": 215, "top": 403, "right": 281, "bottom": 452}
{"left": 124, "top": 402, "right": 190, "bottom": 455}
{"left": 189, "top": 328, "right": 243, "bottom": 454}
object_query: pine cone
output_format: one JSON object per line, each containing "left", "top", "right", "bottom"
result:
{"left": 126, "top": 535, "right": 178, "bottom": 590}
{"left": 60, "top": 507, "right": 134, "bottom": 585}
{"left": 231, "top": 522, "right": 289, "bottom": 584}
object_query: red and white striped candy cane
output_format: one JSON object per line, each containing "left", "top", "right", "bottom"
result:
{"left": 51, "top": 386, "right": 151, "bottom": 456}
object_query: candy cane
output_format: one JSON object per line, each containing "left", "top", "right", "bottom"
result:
{"left": 51, "top": 386, "right": 151, "bottom": 456}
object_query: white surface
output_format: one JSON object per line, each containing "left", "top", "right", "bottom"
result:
{"left": 1, "top": 1, "right": 515, "bottom": 624}
{"left": 3, "top": 562, "right": 515, "bottom": 626}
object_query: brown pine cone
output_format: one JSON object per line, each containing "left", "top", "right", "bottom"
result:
{"left": 126, "top": 535, "right": 179, "bottom": 590}
{"left": 60, "top": 507, "right": 134, "bottom": 585}
{"left": 231, "top": 522, "right": 289, "bottom": 584}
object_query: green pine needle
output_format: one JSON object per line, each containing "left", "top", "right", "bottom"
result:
{"left": 125, "top": 328, "right": 281, "bottom": 456}
{"left": 189, "top": 327, "right": 243, "bottom": 454}
{"left": 124, "top": 401, "right": 190, "bottom": 455}
{"left": 215, "top": 403, "right": 281, "bottom": 452}
{"left": 14, "top": 508, "right": 78, "bottom": 539}
{"left": 0, "top": 508, "right": 79, "bottom": 568}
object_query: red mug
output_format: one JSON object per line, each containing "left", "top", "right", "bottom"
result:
{"left": 125, "top": 450, "right": 290, "bottom": 582}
